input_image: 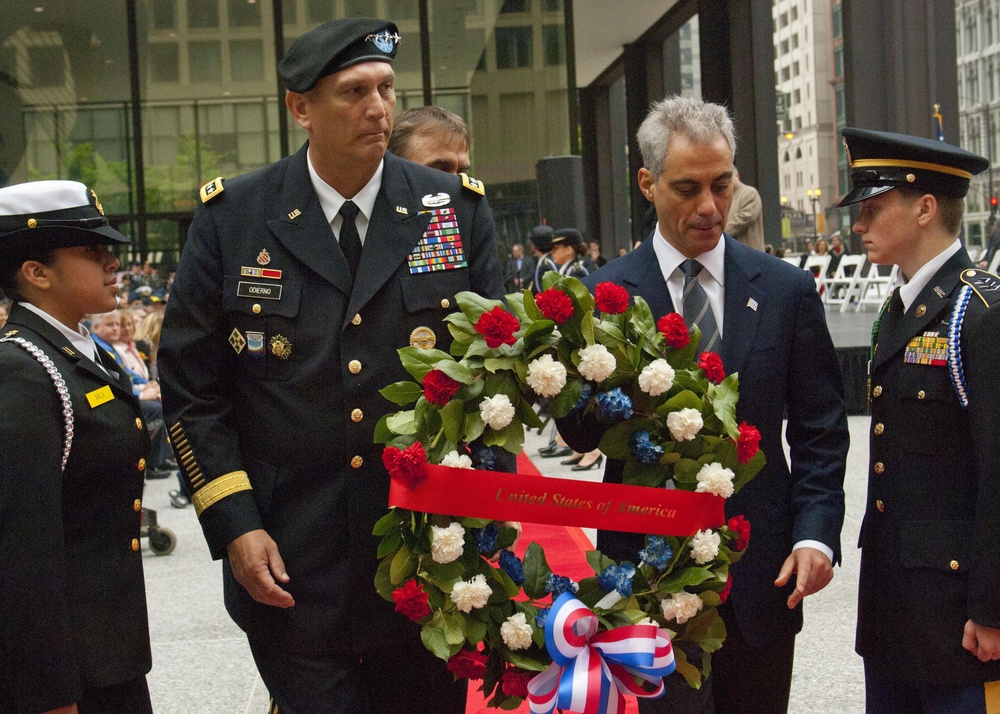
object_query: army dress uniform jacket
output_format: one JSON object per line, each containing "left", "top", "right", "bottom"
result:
{"left": 0, "top": 305, "right": 151, "bottom": 713}
{"left": 857, "top": 250, "right": 1000, "bottom": 686}
{"left": 159, "top": 146, "right": 505, "bottom": 655}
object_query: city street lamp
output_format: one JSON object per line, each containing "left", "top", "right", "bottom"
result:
{"left": 806, "top": 188, "right": 822, "bottom": 241}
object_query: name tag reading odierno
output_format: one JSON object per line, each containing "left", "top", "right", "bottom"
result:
{"left": 86, "top": 385, "right": 115, "bottom": 408}
{"left": 237, "top": 281, "right": 283, "bottom": 300}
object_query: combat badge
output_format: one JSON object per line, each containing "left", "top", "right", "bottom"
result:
{"left": 257, "top": 249, "right": 272, "bottom": 266}
{"left": 200, "top": 177, "right": 225, "bottom": 203}
{"left": 270, "top": 334, "right": 292, "bottom": 359}
{"left": 422, "top": 192, "right": 451, "bottom": 208}
{"left": 229, "top": 328, "right": 246, "bottom": 354}
{"left": 410, "top": 326, "right": 437, "bottom": 349}
{"left": 460, "top": 173, "right": 485, "bottom": 195}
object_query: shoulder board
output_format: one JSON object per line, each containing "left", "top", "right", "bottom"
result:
{"left": 460, "top": 173, "right": 485, "bottom": 196}
{"left": 959, "top": 268, "right": 1000, "bottom": 307}
{"left": 200, "top": 177, "right": 225, "bottom": 204}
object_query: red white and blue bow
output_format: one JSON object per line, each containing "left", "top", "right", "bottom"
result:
{"left": 526, "top": 592, "right": 675, "bottom": 714}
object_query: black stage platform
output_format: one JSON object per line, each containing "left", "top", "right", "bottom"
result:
{"left": 824, "top": 307, "right": 878, "bottom": 415}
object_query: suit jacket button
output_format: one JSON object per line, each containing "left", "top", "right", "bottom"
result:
{"left": 950, "top": 560, "right": 960, "bottom": 571}
{"left": 873, "top": 462, "right": 885, "bottom": 475}
{"left": 138, "top": 457, "right": 147, "bottom": 471}
{"left": 876, "top": 499, "right": 885, "bottom": 512}
{"left": 351, "top": 313, "right": 362, "bottom": 326}
{"left": 135, "top": 417, "right": 143, "bottom": 430}
{"left": 873, "top": 385, "right": 883, "bottom": 398}
{"left": 134, "top": 499, "right": 142, "bottom": 512}
{"left": 351, "top": 456, "right": 363, "bottom": 468}
{"left": 917, "top": 390, "right": 926, "bottom": 400}
{"left": 874, "top": 423, "right": 885, "bottom": 436}
{"left": 351, "top": 408, "right": 363, "bottom": 422}
{"left": 131, "top": 538, "right": 140, "bottom": 551}
{"left": 349, "top": 360, "right": 362, "bottom": 374}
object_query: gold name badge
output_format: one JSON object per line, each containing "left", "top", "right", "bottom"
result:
{"left": 86, "top": 385, "right": 115, "bottom": 408}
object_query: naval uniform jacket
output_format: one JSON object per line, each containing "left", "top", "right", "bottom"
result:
{"left": 0, "top": 305, "right": 151, "bottom": 713}
{"left": 159, "top": 146, "right": 505, "bottom": 655}
{"left": 857, "top": 250, "right": 1000, "bottom": 686}
{"left": 559, "top": 236, "right": 849, "bottom": 647}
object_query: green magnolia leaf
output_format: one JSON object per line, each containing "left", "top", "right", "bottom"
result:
{"left": 541, "top": 270, "right": 562, "bottom": 292}
{"left": 377, "top": 530, "right": 403, "bottom": 559}
{"left": 379, "top": 381, "right": 424, "bottom": 406}
{"left": 444, "top": 310, "right": 477, "bottom": 339}
{"left": 464, "top": 410, "right": 485, "bottom": 443}
{"left": 440, "top": 399, "right": 465, "bottom": 444}
{"left": 457, "top": 291, "right": 504, "bottom": 325}
{"left": 485, "top": 356, "right": 520, "bottom": 373}
{"left": 549, "top": 378, "right": 584, "bottom": 419}
{"left": 599, "top": 418, "right": 654, "bottom": 460}
{"left": 660, "top": 566, "right": 715, "bottom": 591}
{"left": 385, "top": 410, "right": 417, "bottom": 436}
{"left": 711, "top": 378, "right": 740, "bottom": 438}
{"left": 522, "top": 542, "right": 554, "bottom": 599}
{"left": 465, "top": 616, "right": 488, "bottom": 645}
{"left": 421, "top": 614, "right": 455, "bottom": 661}
{"left": 421, "top": 559, "right": 465, "bottom": 588}
{"left": 662, "top": 389, "right": 704, "bottom": 413}
{"left": 442, "top": 610, "right": 466, "bottom": 645}
{"left": 630, "top": 295, "right": 657, "bottom": 337}
{"left": 436, "top": 359, "right": 475, "bottom": 385}
{"left": 585, "top": 550, "right": 617, "bottom": 576}
{"left": 516, "top": 396, "right": 545, "bottom": 429}
{"left": 622, "top": 459, "right": 669, "bottom": 488}
{"left": 506, "top": 290, "right": 532, "bottom": 322}
{"left": 390, "top": 545, "right": 415, "bottom": 585}
{"left": 733, "top": 447, "right": 766, "bottom": 493}
{"left": 373, "top": 509, "right": 404, "bottom": 536}
{"left": 580, "top": 308, "right": 596, "bottom": 345}
{"left": 594, "top": 319, "right": 627, "bottom": 352}
{"left": 374, "top": 555, "right": 395, "bottom": 601}
{"left": 672, "top": 647, "right": 703, "bottom": 688}
{"left": 399, "top": 347, "right": 455, "bottom": 381}
{"left": 506, "top": 649, "right": 551, "bottom": 673}
{"left": 522, "top": 319, "right": 557, "bottom": 353}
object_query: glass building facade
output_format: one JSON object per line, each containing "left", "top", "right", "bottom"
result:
{"left": 1, "top": 0, "right": 572, "bottom": 267}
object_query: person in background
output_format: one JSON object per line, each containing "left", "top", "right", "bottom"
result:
{"left": 529, "top": 224, "right": 557, "bottom": 293}
{"left": 588, "top": 240, "right": 607, "bottom": 269}
{"left": 550, "top": 228, "right": 590, "bottom": 279}
{"left": 0, "top": 180, "right": 153, "bottom": 714}
{"left": 115, "top": 309, "right": 150, "bottom": 381}
{"left": 388, "top": 105, "right": 470, "bottom": 176}
{"left": 840, "top": 127, "right": 1000, "bottom": 714}
{"left": 133, "top": 311, "right": 163, "bottom": 380}
{"left": 725, "top": 167, "right": 765, "bottom": 251}
{"left": 504, "top": 241, "right": 535, "bottom": 293}
{"left": 0, "top": 299, "right": 8, "bottom": 328}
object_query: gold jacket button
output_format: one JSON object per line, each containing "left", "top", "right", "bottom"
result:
{"left": 874, "top": 462, "right": 885, "bottom": 475}
{"left": 917, "top": 390, "right": 926, "bottom": 400}
{"left": 348, "top": 360, "right": 362, "bottom": 374}
{"left": 135, "top": 417, "right": 143, "bottom": 430}
{"left": 876, "top": 499, "right": 885, "bottom": 512}
{"left": 351, "top": 408, "right": 363, "bottom": 423}
{"left": 133, "top": 499, "right": 142, "bottom": 512}
{"left": 440, "top": 298, "right": 451, "bottom": 309}
{"left": 950, "top": 560, "right": 960, "bottom": 571}
{"left": 131, "top": 538, "right": 140, "bottom": 551}
{"left": 351, "top": 313, "right": 362, "bottom": 326}
{"left": 253, "top": 303, "right": 262, "bottom": 314}
{"left": 874, "top": 423, "right": 885, "bottom": 436}
{"left": 351, "top": 455, "right": 363, "bottom": 468}
{"left": 138, "top": 457, "right": 146, "bottom": 471}
{"left": 873, "top": 385, "right": 883, "bottom": 398}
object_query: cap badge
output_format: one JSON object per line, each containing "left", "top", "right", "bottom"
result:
{"left": 367, "top": 30, "right": 401, "bottom": 53}
{"left": 270, "top": 334, "right": 292, "bottom": 359}
{"left": 906, "top": 173, "right": 916, "bottom": 183}
{"left": 422, "top": 192, "right": 451, "bottom": 208}
{"left": 257, "top": 249, "right": 271, "bottom": 266}
{"left": 90, "top": 190, "right": 105, "bottom": 216}
{"left": 409, "top": 326, "right": 437, "bottom": 350}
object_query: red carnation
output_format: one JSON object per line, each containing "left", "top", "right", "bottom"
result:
{"left": 423, "top": 369, "right": 462, "bottom": 407}
{"left": 594, "top": 282, "right": 630, "bottom": 314}
{"left": 735, "top": 421, "right": 762, "bottom": 464}
{"left": 474, "top": 307, "right": 520, "bottom": 349}
{"left": 447, "top": 648, "right": 488, "bottom": 680}
{"left": 718, "top": 572, "right": 733, "bottom": 604}
{"left": 501, "top": 668, "right": 537, "bottom": 698}
{"left": 535, "top": 288, "right": 575, "bottom": 324}
{"left": 727, "top": 515, "right": 751, "bottom": 551}
{"left": 392, "top": 579, "right": 431, "bottom": 622}
{"left": 698, "top": 352, "right": 725, "bottom": 384}
{"left": 657, "top": 312, "right": 690, "bottom": 349}
{"left": 381, "top": 442, "right": 428, "bottom": 488}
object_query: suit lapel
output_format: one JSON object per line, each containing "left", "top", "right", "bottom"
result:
{"left": 720, "top": 237, "right": 764, "bottom": 376}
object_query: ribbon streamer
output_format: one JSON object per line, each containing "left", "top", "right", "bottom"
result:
{"left": 527, "top": 592, "right": 675, "bottom": 714}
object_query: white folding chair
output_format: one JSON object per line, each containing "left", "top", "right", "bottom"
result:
{"left": 823, "top": 255, "right": 866, "bottom": 310}
{"left": 782, "top": 256, "right": 802, "bottom": 267}
{"left": 988, "top": 250, "right": 1000, "bottom": 273}
{"left": 802, "top": 255, "right": 831, "bottom": 293}
{"left": 855, "top": 263, "right": 899, "bottom": 311}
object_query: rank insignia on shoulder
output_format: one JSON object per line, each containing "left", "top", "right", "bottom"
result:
{"left": 960, "top": 268, "right": 1000, "bottom": 307}
{"left": 460, "top": 173, "right": 485, "bottom": 195}
{"left": 422, "top": 192, "right": 451, "bottom": 208}
{"left": 270, "top": 334, "right": 292, "bottom": 359}
{"left": 200, "top": 177, "right": 225, "bottom": 203}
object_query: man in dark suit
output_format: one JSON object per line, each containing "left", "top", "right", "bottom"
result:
{"left": 158, "top": 19, "right": 505, "bottom": 714}
{"left": 504, "top": 242, "right": 535, "bottom": 293}
{"left": 558, "top": 95, "right": 849, "bottom": 714}
{"left": 840, "top": 128, "right": 1000, "bottom": 713}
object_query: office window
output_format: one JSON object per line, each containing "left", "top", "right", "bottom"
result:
{"left": 779, "top": 12, "right": 787, "bottom": 28}
{"left": 28, "top": 46, "right": 65, "bottom": 88}
{"left": 189, "top": 41, "right": 222, "bottom": 82}
{"left": 834, "top": 45, "right": 843, "bottom": 77}
{"left": 151, "top": 0, "right": 176, "bottom": 30}
{"left": 496, "top": 26, "right": 532, "bottom": 69}
{"left": 230, "top": 39, "right": 263, "bottom": 81}
{"left": 149, "top": 43, "right": 180, "bottom": 82}
{"left": 780, "top": 39, "right": 788, "bottom": 55}
{"left": 227, "top": 0, "right": 261, "bottom": 27}
{"left": 541, "top": 0, "right": 562, "bottom": 10}
{"left": 791, "top": 6, "right": 798, "bottom": 21}
{"left": 791, "top": 33, "right": 798, "bottom": 49}
{"left": 793, "top": 89, "right": 800, "bottom": 104}
{"left": 781, "top": 66, "right": 790, "bottom": 81}
{"left": 188, "top": 1, "right": 220, "bottom": 28}
{"left": 501, "top": 0, "right": 528, "bottom": 13}
{"left": 542, "top": 24, "right": 563, "bottom": 66}
{"left": 792, "top": 61, "right": 799, "bottom": 77}
{"left": 832, "top": 4, "right": 842, "bottom": 38}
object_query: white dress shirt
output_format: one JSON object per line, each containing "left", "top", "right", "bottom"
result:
{"left": 306, "top": 151, "right": 383, "bottom": 245}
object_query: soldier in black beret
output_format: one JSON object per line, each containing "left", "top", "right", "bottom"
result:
{"left": 840, "top": 127, "right": 1000, "bottom": 712}
{"left": 528, "top": 224, "right": 557, "bottom": 293}
{"left": 0, "top": 180, "right": 153, "bottom": 713}
{"left": 159, "top": 17, "right": 505, "bottom": 714}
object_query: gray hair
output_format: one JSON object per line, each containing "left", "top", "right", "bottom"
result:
{"left": 637, "top": 95, "right": 736, "bottom": 181}
{"left": 90, "top": 310, "right": 121, "bottom": 328}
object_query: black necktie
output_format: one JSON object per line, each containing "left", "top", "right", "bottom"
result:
{"left": 680, "top": 259, "right": 721, "bottom": 352}
{"left": 339, "top": 201, "right": 362, "bottom": 276}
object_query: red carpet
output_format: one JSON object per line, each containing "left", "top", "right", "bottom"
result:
{"left": 464, "top": 453, "right": 639, "bottom": 714}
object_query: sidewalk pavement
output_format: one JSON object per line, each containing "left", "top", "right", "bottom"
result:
{"left": 142, "top": 416, "right": 871, "bottom": 713}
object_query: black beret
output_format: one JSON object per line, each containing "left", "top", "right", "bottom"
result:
{"left": 838, "top": 127, "right": 990, "bottom": 207}
{"left": 551, "top": 228, "right": 583, "bottom": 248}
{"left": 279, "top": 18, "right": 400, "bottom": 93}
{"left": 529, "top": 225, "right": 554, "bottom": 252}
{"left": 0, "top": 180, "right": 130, "bottom": 252}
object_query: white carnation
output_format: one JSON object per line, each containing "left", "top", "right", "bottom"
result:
{"left": 638, "top": 359, "right": 676, "bottom": 396}
{"left": 480, "top": 394, "right": 516, "bottom": 430}
{"left": 666, "top": 408, "right": 704, "bottom": 442}
{"left": 695, "top": 462, "right": 735, "bottom": 499}
{"left": 441, "top": 451, "right": 473, "bottom": 469}
{"left": 637, "top": 616, "right": 657, "bottom": 627}
{"left": 451, "top": 573, "right": 492, "bottom": 613}
{"left": 690, "top": 529, "right": 721, "bottom": 564}
{"left": 660, "top": 591, "right": 704, "bottom": 624}
{"left": 500, "top": 612, "right": 534, "bottom": 650}
{"left": 430, "top": 522, "right": 465, "bottom": 564}
{"left": 577, "top": 344, "right": 616, "bottom": 383}
{"left": 526, "top": 354, "right": 568, "bottom": 397}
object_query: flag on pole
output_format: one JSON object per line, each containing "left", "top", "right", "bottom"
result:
{"left": 932, "top": 103, "right": 945, "bottom": 141}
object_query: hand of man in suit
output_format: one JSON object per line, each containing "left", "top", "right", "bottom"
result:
{"left": 774, "top": 546, "right": 834, "bottom": 609}
{"left": 227, "top": 529, "right": 296, "bottom": 608}
{"left": 963, "top": 620, "right": 1000, "bottom": 662}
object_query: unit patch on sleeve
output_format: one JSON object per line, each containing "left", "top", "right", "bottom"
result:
{"left": 408, "top": 207, "right": 467, "bottom": 273}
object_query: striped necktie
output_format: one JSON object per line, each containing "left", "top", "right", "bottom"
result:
{"left": 680, "top": 259, "right": 721, "bottom": 352}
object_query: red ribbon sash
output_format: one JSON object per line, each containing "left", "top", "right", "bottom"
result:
{"left": 389, "top": 465, "right": 724, "bottom": 537}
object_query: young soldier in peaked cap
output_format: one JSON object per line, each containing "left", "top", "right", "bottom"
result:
{"left": 842, "top": 127, "right": 1000, "bottom": 713}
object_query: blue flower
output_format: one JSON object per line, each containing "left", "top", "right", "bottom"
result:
{"left": 475, "top": 523, "right": 499, "bottom": 554}
{"left": 630, "top": 430, "right": 664, "bottom": 464}
{"left": 596, "top": 388, "right": 633, "bottom": 421}
{"left": 639, "top": 536, "right": 674, "bottom": 569}
{"left": 570, "top": 382, "right": 593, "bottom": 414}
{"left": 535, "top": 607, "right": 550, "bottom": 629}
{"left": 544, "top": 574, "right": 579, "bottom": 598}
{"left": 472, "top": 445, "right": 499, "bottom": 471}
{"left": 499, "top": 549, "right": 525, "bottom": 584}
{"left": 598, "top": 562, "right": 637, "bottom": 597}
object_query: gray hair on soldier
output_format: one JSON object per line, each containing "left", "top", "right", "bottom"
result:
{"left": 637, "top": 95, "right": 736, "bottom": 182}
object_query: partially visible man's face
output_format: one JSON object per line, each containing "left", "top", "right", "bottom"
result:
{"left": 0, "top": 305, "right": 7, "bottom": 327}
{"left": 401, "top": 129, "right": 471, "bottom": 175}
{"left": 511, "top": 244, "right": 523, "bottom": 259}
{"left": 852, "top": 189, "right": 919, "bottom": 266}
{"left": 639, "top": 134, "right": 733, "bottom": 258}
{"left": 93, "top": 312, "right": 122, "bottom": 342}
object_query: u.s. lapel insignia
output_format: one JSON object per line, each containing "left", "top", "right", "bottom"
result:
{"left": 246, "top": 331, "right": 264, "bottom": 356}
{"left": 422, "top": 192, "right": 451, "bottom": 208}
{"left": 269, "top": 334, "right": 292, "bottom": 359}
{"left": 746, "top": 297, "right": 758, "bottom": 311}
{"left": 288, "top": 209, "right": 302, "bottom": 220}
{"left": 229, "top": 328, "right": 247, "bottom": 354}
{"left": 396, "top": 205, "right": 409, "bottom": 215}
{"left": 257, "top": 249, "right": 271, "bottom": 266}
{"left": 410, "top": 326, "right": 437, "bottom": 349}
